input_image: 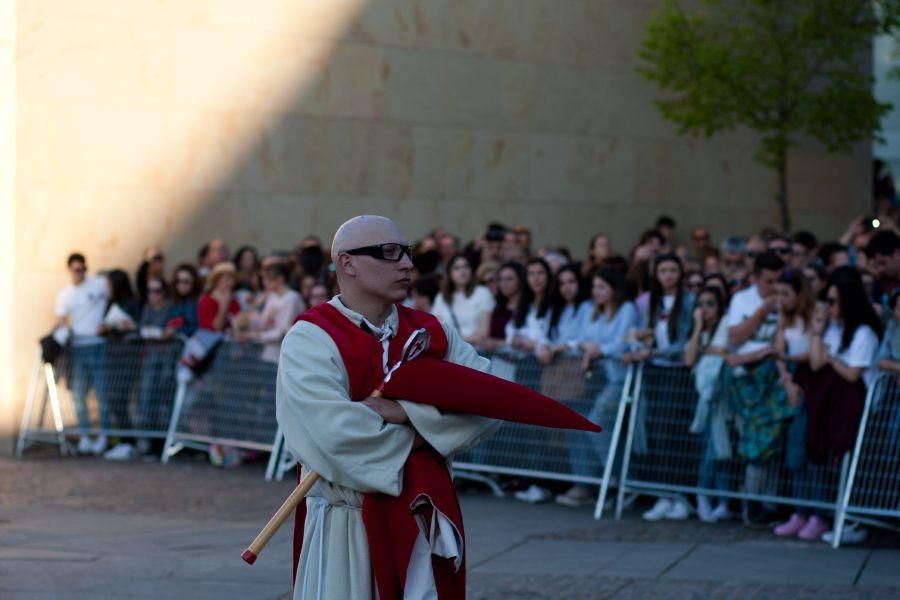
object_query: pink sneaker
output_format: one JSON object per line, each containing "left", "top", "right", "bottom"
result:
{"left": 774, "top": 513, "right": 807, "bottom": 537}
{"left": 797, "top": 515, "right": 831, "bottom": 541}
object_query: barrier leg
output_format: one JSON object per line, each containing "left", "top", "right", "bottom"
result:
{"left": 615, "top": 365, "right": 643, "bottom": 520}
{"left": 161, "top": 383, "right": 187, "bottom": 465}
{"left": 265, "top": 428, "right": 283, "bottom": 481}
{"left": 15, "top": 350, "right": 44, "bottom": 458}
{"left": 831, "top": 376, "right": 879, "bottom": 549}
{"left": 595, "top": 366, "right": 633, "bottom": 520}
{"left": 44, "top": 363, "right": 69, "bottom": 456}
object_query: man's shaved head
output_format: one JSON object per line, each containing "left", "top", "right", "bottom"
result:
{"left": 331, "top": 215, "right": 406, "bottom": 262}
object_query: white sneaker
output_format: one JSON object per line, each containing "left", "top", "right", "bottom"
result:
{"left": 643, "top": 498, "right": 672, "bottom": 521}
{"left": 710, "top": 503, "right": 731, "bottom": 522}
{"left": 90, "top": 435, "right": 108, "bottom": 456}
{"left": 555, "top": 485, "right": 593, "bottom": 508}
{"left": 696, "top": 496, "right": 715, "bottom": 523}
{"left": 103, "top": 443, "right": 136, "bottom": 461}
{"left": 821, "top": 523, "right": 868, "bottom": 545}
{"left": 665, "top": 499, "right": 690, "bottom": 520}
{"left": 77, "top": 436, "right": 93, "bottom": 455}
{"left": 514, "top": 484, "right": 552, "bottom": 504}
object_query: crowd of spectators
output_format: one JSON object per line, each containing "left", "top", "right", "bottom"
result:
{"left": 53, "top": 208, "right": 900, "bottom": 544}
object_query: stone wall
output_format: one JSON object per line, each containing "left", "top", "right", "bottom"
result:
{"left": 2, "top": 0, "right": 870, "bottom": 451}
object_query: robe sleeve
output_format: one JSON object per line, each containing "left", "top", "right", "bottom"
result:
{"left": 397, "top": 320, "right": 500, "bottom": 458}
{"left": 275, "top": 321, "right": 415, "bottom": 496}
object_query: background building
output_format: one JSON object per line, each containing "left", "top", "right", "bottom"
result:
{"left": 0, "top": 1, "right": 871, "bottom": 452}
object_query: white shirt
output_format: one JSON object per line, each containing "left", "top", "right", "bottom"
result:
{"left": 653, "top": 295, "right": 676, "bottom": 353}
{"left": 823, "top": 323, "right": 880, "bottom": 387}
{"left": 55, "top": 275, "right": 109, "bottom": 346}
{"left": 726, "top": 285, "right": 778, "bottom": 355}
{"left": 782, "top": 318, "right": 810, "bottom": 357}
{"left": 505, "top": 306, "right": 550, "bottom": 347}
{"left": 251, "top": 289, "right": 305, "bottom": 363}
{"left": 432, "top": 286, "right": 495, "bottom": 340}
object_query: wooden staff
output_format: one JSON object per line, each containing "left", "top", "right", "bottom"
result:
{"left": 241, "top": 470, "right": 320, "bottom": 564}
{"left": 241, "top": 327, "right": 431, "bottom": 565}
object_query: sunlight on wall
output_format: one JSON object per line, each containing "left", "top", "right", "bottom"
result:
{"left": 6, "top": 0, "right": 366, "bottom": 450}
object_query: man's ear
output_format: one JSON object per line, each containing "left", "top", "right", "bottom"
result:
{"left": 338, "top": 254, "right": 356, "bottom": 277}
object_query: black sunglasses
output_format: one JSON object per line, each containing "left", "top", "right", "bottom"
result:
{"left": 343, "top": 243, "right": 412, "bottom": 262}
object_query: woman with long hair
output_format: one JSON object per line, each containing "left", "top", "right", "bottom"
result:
{"left": 629, "top": 253, "right": 694, "bottom": 364}
{"left": 165, "top": 264, "right": 201, "bottom": 338}
{"left": 556, "top": 268, "right": 638, "bottom": 507}
{"left": 482, "top": 261, "right": 526, "bottom": 351}
{"left": 685, "top": 285, "right": 731, "bottom": 523}
{"left": 537, "top": 264, "right": 590, "bottom": 364}
{"left": 432, "top": 253, "right": 495, "bottom": 345}
{"left": 802, "top": 266, "right": 883, "bottom": 540}
{"left": 506, "top": 258, "right": 553, "bottom": 352}
{"left": 96, "top": 269, "right": 140, "bottom": 458}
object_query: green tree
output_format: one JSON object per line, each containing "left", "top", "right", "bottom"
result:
{"left": 639, "top": 0, "right": 900, "bottom": 232}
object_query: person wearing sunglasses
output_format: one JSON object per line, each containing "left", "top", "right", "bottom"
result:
{"left": 276, "top": 215, "right": 498, "bottom": 600}
{"left": 55, "top": 253, "right": 112, "bottom": 456}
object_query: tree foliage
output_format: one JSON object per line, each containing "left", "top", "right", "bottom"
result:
{"left": 639, "top": 0, "right": 900, "bottom": 231}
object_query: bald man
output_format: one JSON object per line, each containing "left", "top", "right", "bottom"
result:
{"left": 276, "top": 216, "right": 497, "bottom": 599}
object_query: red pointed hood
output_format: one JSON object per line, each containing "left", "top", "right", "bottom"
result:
{"left": 379, "top": 357, "right": 601, "bottom": 432}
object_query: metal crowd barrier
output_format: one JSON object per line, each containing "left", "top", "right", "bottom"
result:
{"left": 266, "top": 351, "right": 633, "bottom": 514}
{"left": 832, "top": 372, "right": 900, "bottom": 547}
{"left": 451, "top": 351, "right": 631, "bottom": 517}
{"left": 162, "top": 341, "right": 279, "bottom": 463}
{"left": 16, "top": 339, "right": 183, "bottom": 456}
{"left": 616, "top": 361, "right": 850, "bottom": 524}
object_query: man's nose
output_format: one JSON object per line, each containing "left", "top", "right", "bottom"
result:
{"left": 398, "top": 252, "right": 413, "bottom": 270}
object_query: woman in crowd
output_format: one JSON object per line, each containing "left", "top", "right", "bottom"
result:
{"left": 505, "top": 258, "right": 553, "bottom": 353}
{"left": 702, "top": 273, "right": 731, "bottom": 305}
{"left": 629, "top": 253, "right": 694, "bottom": 364}
{"left": 130, "top": 276, "right": 176, "bottom": 458}
{"left": 803, "top": 261, "right": 828, "bottom": 298}
{"left": 308, "top": 282, "right": 331, "bottom": 309}
{"left": 684, "top": 285, "right": 731, "bottom": 523}
{"left": 238, "top": 263, "right": 305, "bottom": 364}
{"left": 482, "top": 262, "right": 527, "bottom": 351}
{"left": 232, "top": 245, "right": 261, "bottom": 310}
{"left": 770, "top": 270, "right": 820, "bottom": 538}
{"left": 198, "top": 262, "right": 241, "bottom": 333}
{"left": 165, "top": 264, "right": 201, "bottom": 338}
{"left": 685, "top": 271, "right": 705, "bottom": 298}
{"left": 135, "top": 246, "right": 166, "bottom": 307}
{"left": 432, "top": 253, "right": 495, "bottom": 345}
{"left": 476, "top": 261, "right": 500, "bottom": 298}
{"left": 804, "top": 266, "right": 882, "bottom": 540}
{"left": 581, "top": 233, "right": 612, "bottom": 280}
{"left": 636, "top": 253, "right": 695, "bottom": 521}
{"left": 537, "top": 264, "right": 590, "bottom": 364}
{"left": 95, "top": 269, "right": 141, "bottom": 457}
{"left": 554, "top": 268, "right": 638, "bottom": 507}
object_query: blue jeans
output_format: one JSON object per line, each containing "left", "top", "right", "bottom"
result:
{"left": 785, "top": 406, "right": 826, "bottom": 516}
{"left": 697, "top": 427, "right": 730, "bottom": 504}
{"left": 568, "top": 382, "right": 623, "bottom": 479}
{"left": 70, "top": 343, "right": 110, "bottom": 432}
{"left": 137, "top": 346, "right": 177, "bottom": 432}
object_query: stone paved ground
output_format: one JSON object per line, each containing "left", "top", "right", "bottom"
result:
{"left": 2, "top": 450, "right": 899, "bottom": 599}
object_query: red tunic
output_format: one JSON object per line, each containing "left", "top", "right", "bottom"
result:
{"left": 292, "top": 302, "right": 466, "bottom": 600}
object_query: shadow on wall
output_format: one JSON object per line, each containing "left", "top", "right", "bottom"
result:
{"left": 153, "top": 1, "right": 657, "bottom": 261}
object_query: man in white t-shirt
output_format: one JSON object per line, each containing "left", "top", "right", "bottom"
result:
{"left": 55, "top": 253, "right": 111, "bottom": 455}
{"left": 724, "top": 250, "right": 788, "bottom": 526}
{"left": 726, "top": 251, "right": 784, "bottom": 359}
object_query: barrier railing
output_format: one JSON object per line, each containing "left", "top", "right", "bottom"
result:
{"left": 16, "top": 339, "right": 183, "bottom": 455}
{"left": 616, "top": 361, "right": 850, "bottom": 522}
{"left": 452, "top": 351, "right": 631, "bottom": 517}
{"left": 162, "top": 341, "right": 279, "bottom": 463}
{"left": 832, "top": 372, "right": 900, "bottom": 547}
{"left": 17, "top": 336, "right": 900, "bottom": 538}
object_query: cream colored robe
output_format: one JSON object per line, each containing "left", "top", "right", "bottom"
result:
{"left": 275, "top": 297, "right": 498, "bottom": 600}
